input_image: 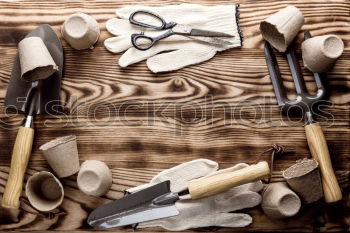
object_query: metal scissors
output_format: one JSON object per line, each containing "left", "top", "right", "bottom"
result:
{"left": 129, "top": 10, "right": 234, "bottom": 51}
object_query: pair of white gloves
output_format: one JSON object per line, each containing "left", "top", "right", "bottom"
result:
{"left": 127, "top": 159, "right": 263, "bottom": 231}
{"left": 105, "top": 4, "right": 242, "bottom": 73}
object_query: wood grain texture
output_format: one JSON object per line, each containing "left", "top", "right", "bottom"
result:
{"left": 0, "top": 0, "right": 349, "bottom": 232}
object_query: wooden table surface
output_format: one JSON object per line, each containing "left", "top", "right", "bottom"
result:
{"left": 0, "top": 0, "right": 349, "bottom": 232}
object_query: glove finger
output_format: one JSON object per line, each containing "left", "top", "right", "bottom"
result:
{"left": 234, "top": 180, "right": 263, "bottom": 193}
{"left": 104, "top": 36, "right": 132, "bottom": 53}
{"left": 140, "top": 213, "right": 253, "bottom": 230}
{"left": 119, "top": 45, "right": 170, "bottom": 67}
{"left": 215, "top": 213, "right": 253, "bottom": 228}
{"left": 151, "top": 159, "right": 219, "bottom": 194}
{"left": 116, "top": 4, "right": 200, "bottom": 16}
{"left": 211, "top": 163, "right": 249, "bottom": 175}
{"left": 106, "top": 18, "right": 184, "bottom": 37}
{"left": 126, "top": 183, "right": 153, "bottom": 194}
{"left": 106, "top": 18, "right": 142, "bottom": 36}
{"left": 139, "top": 218, "right": 187, "bottom": 231}
{"left": 116, "top": 5, "right": 149, "bottom": 19}
{"left": 116, "top": 4, "right": 217, "bottom": 26}
{"left": 138, "top": 218, "right": 168, "bottom": 229}
{"left": 121, "top": 159, "right": 219, "bottom": 195}
{"left": 214, "top": 191, "right": 262, "bottom": 212}
{"left": 146, "top": 45, "right": 217, "bottom": 73}
{"left": 119, "top": 41, "right": 186, "bottom": 67}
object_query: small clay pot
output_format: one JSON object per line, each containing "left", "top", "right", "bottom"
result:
{"left": 40, "top": 135, "right": 80, "bottom": 178}
{"left": 302, "top": 34, "right": 344, "bottom": 73}
{"left": 283, "top": 158, "right": 323, "bottom": 203}
{"left": 18, "top": 37, "right": 58, "bottom": 81}
{"left": 61, "top": 13, "right": 100, "bottom": 50}
{"left": 262, "top": 182, "right": 301, "bottom": 219}
{"left": 77, "top": 160, "right": 112, "bottom": 196}
{"left": 260, "top": 5, "right": 304, "bottom": 52}
{"left": 25, "top": 171, "right": 64, "bottom": 212}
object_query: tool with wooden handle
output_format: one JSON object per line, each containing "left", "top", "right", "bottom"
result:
{"left": 264, "top": 31, "right": 342, "bottom": 203}
{"left": 2, "top": 124, "right": 34, "bottom": 210}
{"left": 87, "top": 161, "right": 270, "bottom": 229}
{"left": 2, "top": 25, "right": 63, "bottom": 216}
{"left": 305, "top": 123, "right": 342, "bottom": 202}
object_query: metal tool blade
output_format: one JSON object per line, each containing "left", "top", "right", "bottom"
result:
{"left": 264, "top": 42, "right": 288, "bottom": 107}
{"left": 189, "top": 36, "right": 234, "bottom": 46}
{"left": 5, "top": 24, "right": 63, "bottom": 115}
{"left": 189, "top": 28, "right": 233, "bottom": 37}
{"left": 285, "top": 43, "right": 308, "bottom": 95}
{"left": 172, "top": 24, "right": 234, "bottom": 46}
{"left": 87, "top": 181, "right": 180, "bottom": 229}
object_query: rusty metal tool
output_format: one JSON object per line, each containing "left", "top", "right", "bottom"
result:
{"left": 264, "top": 31, "right": 342, "bottom": 203}
{"left": 2, "top": 24, "right": 63, "bottom": 214}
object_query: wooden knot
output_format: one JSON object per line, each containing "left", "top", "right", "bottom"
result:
{"left": 173, "top": 77, "right": 184, "bottom": 88}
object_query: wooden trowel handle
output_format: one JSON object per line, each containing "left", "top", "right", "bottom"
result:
{"left": 305, "top": 123, "right": 342, "bottom": 203}
{"left": 2, "top": 126, "right": 34, "bottom": 210}
{"left": 188, "top": 161, "right": 270, "bottom": 199}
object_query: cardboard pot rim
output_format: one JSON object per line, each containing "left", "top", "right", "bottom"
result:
{"left": 61, "top": 13, "right": 100, "bottom": 50}
{"left": 283, "top": 159, "right": 318, "bottom": 179}
{"left": 77, "top": 160, "right": 112, "bottom": 196}
{"left": 25, "top": 171, "right": 64, "bottom": 212}
{"left": 18, "top": 36, "right": 59, "bottom": 81}
{"left": 63, "top": 13, "right": 89, "bottom": 39}
{"left": 260, "top": 21, "right": 286, "bottom": 51}
{"left": 40, "top": 135, "right": 76, "bottom": 151}
{"left": 22, "top": 65, "right": 58, "bottom": 81}
{"left": 321, "top": 35, "right": 344, "bottom": 59}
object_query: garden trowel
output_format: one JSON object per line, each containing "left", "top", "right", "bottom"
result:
{"left": 1, "top": 24, "right": 63, "bottom": 215}
{"left": 87, "top": 161, "right": 270, "bottom": 229}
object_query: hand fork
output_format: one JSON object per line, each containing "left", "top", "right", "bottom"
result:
{"left": 264, "top": 31, "right": 342, "bottom": 203}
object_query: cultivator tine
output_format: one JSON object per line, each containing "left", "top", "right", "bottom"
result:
{"left": 285, "top": 43, "right": 308, "bottom": 95}
{"left": 312, "top": 71, "right": 328, "bottom": 100}
{"left": 264, "top": 42, "right": 288, "bottom": 107}
{"left": 265, "top": 30, "right": 329, "bottom": 112}
{"left": 304, "top": 30, "right": 328, "bottom": 99}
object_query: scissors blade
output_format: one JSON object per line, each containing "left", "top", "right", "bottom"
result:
{"left": 189, "top": 29, "right": 233, "bottom": 37}
{"left": 172, "top": 25, "right": 234, "bottom": 46}
{"left": 189, "top": 36, "right": 233, "bottom": 46}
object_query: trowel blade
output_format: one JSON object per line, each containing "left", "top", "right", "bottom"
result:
{"left": 87, "top": 181, "right": 179, "bottom": 229}
{"left": 5, "top": 24, "right": 63, "bottom": 115}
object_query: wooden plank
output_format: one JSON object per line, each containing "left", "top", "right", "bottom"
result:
{"left": 0, "top": 0, "right": 349, "bottom": 232}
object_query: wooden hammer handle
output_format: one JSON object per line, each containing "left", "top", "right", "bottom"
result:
{"left": 305, "top": 123, "right": 342, "bottom": 203}
{"left": 2, "top": 126, "right": 34, "bottom": 209}
{"left": 188, "top": 161, "right": 270, "bottom": 199}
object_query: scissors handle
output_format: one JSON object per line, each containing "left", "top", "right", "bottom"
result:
{"left": 131, "top": 30, "right": 173, "bottom": 51}
{"left": 129, "top": 10, "right": 176, "bottom": 30}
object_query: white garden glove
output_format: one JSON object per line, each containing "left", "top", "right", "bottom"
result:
{"left": 126, "top": 159, "right": 263, "bottom": 231}
{"left": 105, "top": 4, "right": 242, "bottom": 73}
